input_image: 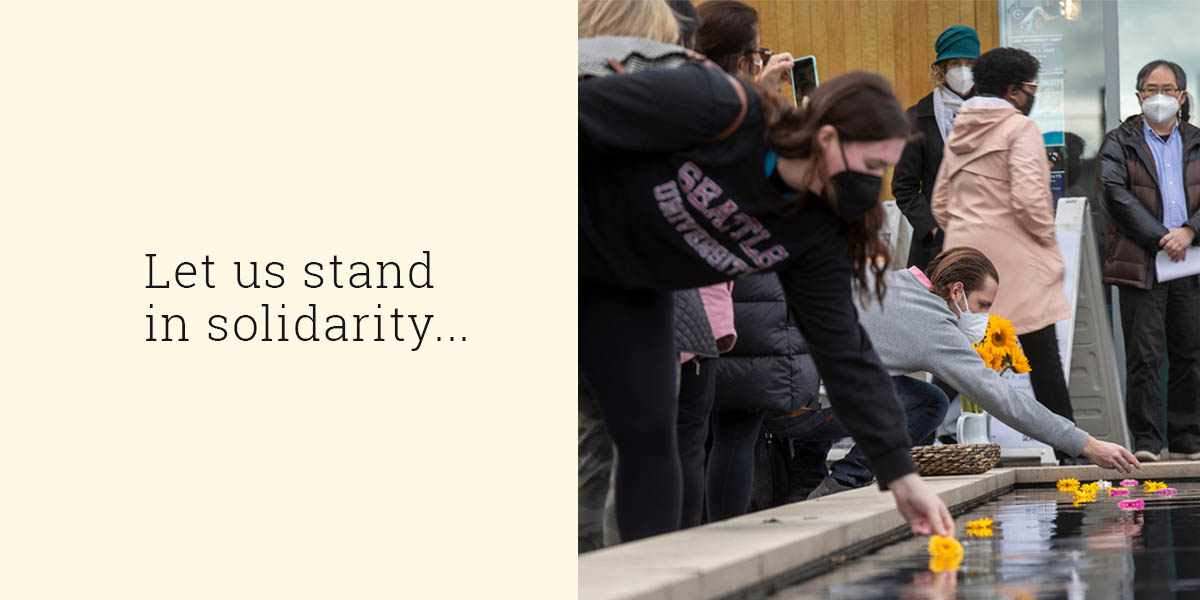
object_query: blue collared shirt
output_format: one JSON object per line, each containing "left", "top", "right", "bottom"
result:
{"left": 1143, "top": 120, "right": 1188, "bottom": 228}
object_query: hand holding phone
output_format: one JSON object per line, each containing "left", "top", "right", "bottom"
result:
{"left": 790, "top": 55, "right": 819, "bottom": 106}
{"left": 759, "top": 52, "right": 794, "bottom": 88}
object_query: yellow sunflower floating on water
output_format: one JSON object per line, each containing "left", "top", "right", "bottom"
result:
{"left": 928, "top": 534, "right": 963, "bottom": 557}
{"left": 1073, "top": 495, "right": 1096, "bottom": 507}
{"left": 929, "top": 553, "right": 963, "bottom": 572}
{"left": 1144, "top": 480, "right": 1168, "bottom": 493}
{"left": 965, "top": 517, "right": 994, "bottom": 537}
{"left": 1057, "top": 478, "right": 1080, "bottom": 492}
{"left": 966, "top": 518, "right": 993, "bottom": 529}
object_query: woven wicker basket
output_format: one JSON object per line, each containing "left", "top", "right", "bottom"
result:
{"left": 910, "top": 443, "right": 1001, "bottom": 476}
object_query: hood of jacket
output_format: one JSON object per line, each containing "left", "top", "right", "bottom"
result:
{"left": 945, "top": 103, "right": 1023, "bottom": 156}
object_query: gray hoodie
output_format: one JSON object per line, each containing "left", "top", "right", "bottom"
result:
{"left": 859, "top": 268, "right": 1089, "bottom": 456}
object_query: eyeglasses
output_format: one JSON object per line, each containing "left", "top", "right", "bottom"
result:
{"left": 745, "top": 48, "right": 773, "bottom": 71}
{"left": 1022, "top": 81, "right": 1039, "bottom": 91}
{"left": 1141, "top": 85, "right": 1181, "bottom": 95}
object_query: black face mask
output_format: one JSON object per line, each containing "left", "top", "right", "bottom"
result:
{"left": 1016, "top": 88, "right": 1036, "bottom": 116}
{"left": 832, "top": 143, "right": 883, "bottom": 222}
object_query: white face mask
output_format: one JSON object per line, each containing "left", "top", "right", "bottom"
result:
{"left": 954, "top": 287, "right": 988, "bottom": 343}
{"left": 1142, "top": 93, "right": 1181, "bottom": 124}
{"left": 945, "top": 66, "right": 974, "bottom": 97}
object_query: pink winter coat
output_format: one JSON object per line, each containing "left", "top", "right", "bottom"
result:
{"left": 680, "top": 282, "right": 737, "bottom": 364}
{"left": 931, "top": 98, "right": 1071, "bottom": 335}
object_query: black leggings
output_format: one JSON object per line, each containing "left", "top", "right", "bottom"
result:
{"left": 1018, "top": 324, "right": 1076, "bottom": 459}
{"left": 677, "top": 359, "right": 716, "bottom": 529}
{"left": 706, "top": 410, "right": 765, "bottom": 521}
{"left": 579, "top": 285, "right": 680, "bottom": 542}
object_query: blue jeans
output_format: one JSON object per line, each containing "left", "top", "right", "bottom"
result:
{"left": 764, "top": 376, "right": 950, "bottom": 489}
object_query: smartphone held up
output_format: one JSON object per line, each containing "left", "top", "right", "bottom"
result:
{"left": 789, "top": 55, "right": 819, "bottom": 106}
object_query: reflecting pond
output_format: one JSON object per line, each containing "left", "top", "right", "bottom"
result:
{"left": 773, "top": 481, "right": 1200, "bottom": 599}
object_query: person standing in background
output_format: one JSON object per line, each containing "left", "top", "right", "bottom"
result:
{"left": 892, "top": 25, "right": 980, "bottom": 271}
{"left": 932, "top": 47, "right": 1084, "bottom": 465}
{"left": 693, "top": 0, "right": 809, "bottom": 523}
{"left": 695, "top": 0, "right": 793, "bottom": 89}
{"left": 1098, "top": 59, "right": 1200, "bottom": 463}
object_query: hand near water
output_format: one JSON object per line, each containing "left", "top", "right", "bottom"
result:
{"left": 889, "top": 473, "right": 954, "bottom": 537}
{"left": 1081, "top": 436, "right": 1141, "bottom": 473}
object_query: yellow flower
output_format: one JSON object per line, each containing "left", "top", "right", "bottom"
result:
{"left": 967, "top": 526, "right": 994, "bottom": 537}
{"left": 1057, "top": 478, "right": 1080, "bottom": 492}
{"left": 1079, "top": 483, "right": 1099, "bottom": 494}
{"left": 966, "top": 517, "right": 993, "bottom": 530}
{"left": 987, "top": 316, "right": 1018, "bottom": 351}
{"left": 928, "top": 534, "right": 963, "bottom": 557}
{"left": 1144, "top": 481, "right": 1167, "bottom": 492}
{"left": 929, "top": 553, "right": 963, "bottom": 572}
{"left": 989, "top": 346, "right": 1009, "bottom": 371}
{"left": 1010, "top": 346, "right": 1032, "bottom": 373}
{"left": 973, "top": 341, "right": 993, "bottom": 366}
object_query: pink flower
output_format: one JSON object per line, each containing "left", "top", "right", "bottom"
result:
{"left": 1118, "top": 499, "right": 1145, "bottom": 510}
{"left": 1109, "top": 488, "right": 1130, "bottom": 497}
{"left": 1120, "top": 479, "right": 1138, "bottom": 487}
{"left": 1156, "top": 488, "right": 1178, "bottom": 496}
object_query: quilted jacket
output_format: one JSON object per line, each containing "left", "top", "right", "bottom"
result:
{"left": 713, "top": 273, "right": 819, "bottom": 413}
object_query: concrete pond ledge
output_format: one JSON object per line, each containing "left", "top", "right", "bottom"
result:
{"left": 579, "top": 461, "right": 1200, "bottom": 600}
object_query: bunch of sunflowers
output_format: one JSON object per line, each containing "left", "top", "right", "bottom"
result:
{"left": 964, "top": 315, "right": 1032, "bottom": 413}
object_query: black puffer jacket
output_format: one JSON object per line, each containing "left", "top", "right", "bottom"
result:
{"left": 713, "top": 273, "right": 819, "bottom": 413}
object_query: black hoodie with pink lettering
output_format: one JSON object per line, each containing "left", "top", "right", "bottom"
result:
{"left": 579, "top": 62, "right": 917, "bottom": 488}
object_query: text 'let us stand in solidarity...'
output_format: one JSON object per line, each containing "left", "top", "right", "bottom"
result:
{"left": 143, "top": 253, "right": 465, "bottom": 351}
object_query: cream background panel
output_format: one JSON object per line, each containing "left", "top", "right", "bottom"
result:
{"left": 1, "top": 2, "right": 574, "bottom": 598}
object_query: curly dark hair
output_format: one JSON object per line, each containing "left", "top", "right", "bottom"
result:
{"left": 971, "top": 47, "right": 1040, "bottom": 97}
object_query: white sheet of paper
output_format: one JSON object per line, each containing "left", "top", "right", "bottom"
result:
{"left": 1155, "top": 248, "right": 1200, "bottom": 283}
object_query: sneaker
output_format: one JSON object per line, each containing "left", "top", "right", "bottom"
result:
{"left": 1168, "top": 450, "right": 1200, "bottom": 460}
{"left": 1134, "top": 449, "right": 1161, "bottom": 462}
{"left": 806, "top": 476, "right": 858, "bottom": 500}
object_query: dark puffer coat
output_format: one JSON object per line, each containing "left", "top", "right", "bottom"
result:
{"left": 713, "top": 272, "right": 819, "bottom": 413}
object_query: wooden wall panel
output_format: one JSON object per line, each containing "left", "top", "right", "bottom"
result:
{"left": 696, "top": 0, "right": 1001, "bottom": 110}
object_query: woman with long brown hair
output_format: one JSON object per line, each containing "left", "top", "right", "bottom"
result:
{"left": 691, "top": 0, "right": 831, "bottom": 522}
{"left": 580, "top": 62, "right": 954, "bottom": 542}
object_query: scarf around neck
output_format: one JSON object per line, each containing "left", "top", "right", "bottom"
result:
{"left": 932, "top": 85, "right": 965, "bottom": 143}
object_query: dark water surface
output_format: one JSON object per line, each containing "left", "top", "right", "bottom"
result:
{"left": 771, "top": 481, "right": 1200, "bottom": 599}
